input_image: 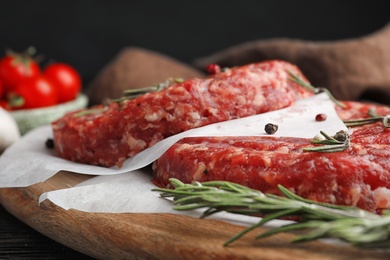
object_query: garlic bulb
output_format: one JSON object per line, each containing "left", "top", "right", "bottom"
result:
{"left": 0, "top": 107, "right": 20, "bottom": 153}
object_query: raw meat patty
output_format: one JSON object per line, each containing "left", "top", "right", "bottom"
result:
{"left": 52, "top": 60, "right": 312, "bottom": 167}
{"left": 152, "top": 101, "right": 390, "bottom": 213}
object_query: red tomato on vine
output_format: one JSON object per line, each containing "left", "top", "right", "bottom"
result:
{"left": 8, "top": 76, "right": 58, "bottom": 109}
{"left": 0, "top": 47, "right": 41, "bottom": 93}
{"left": 44, "top": 63, "right": 81, "bottom": 103}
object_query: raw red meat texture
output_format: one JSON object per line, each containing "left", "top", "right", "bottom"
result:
{"left": 152, "top": 101, "right": 390, "bottom": 213}
{"left": 52, "top": 60, "right": 312, "bottom": 167}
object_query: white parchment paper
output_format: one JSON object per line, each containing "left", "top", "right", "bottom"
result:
{"left": 0, "top": 93, "right": 348, "bottom": 233}
{"left": 39, "top": 168, "right": 294, "bottom": 229}
{"left": 0, "top": 93, "right": 347, "bottom": 189}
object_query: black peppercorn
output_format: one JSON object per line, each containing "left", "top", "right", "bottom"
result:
{"left": 45, "top": 138, "right": 55, "bottom": 149}
{"left": 333, "top": 130, "right": 349, "bottom": 142}
{"left": 265, "top": 123, "right": 278, "bottom": 134}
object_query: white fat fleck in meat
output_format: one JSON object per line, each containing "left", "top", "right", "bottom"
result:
{"left": 354, "top": 144, "right": 368, "bottom": 155}
{"left": 319, "top": 157, "right": 337, "bottom": 171}
{"left": 108, "top": 141, "right": 119, "bottom": 150}
{"left": 192, "top": 162, "right": 207, "bottom": 181}
{"left": 275, "top": 146, "right": 289, "bottom": 154}
{"left": 165, "top": 113, "right": 175, "bottom": 122}
{"left": 124, "top": 134, "right": 147, "bottom": 153}
{"left": 78, "top": 123, "right": 92, "bottom": 139}
{"left": 207, "top": 160, "right": 215, "bottom": 171}
{"left": 224, "top": 149, "right": 245, "bottom": 160}
{"left": 165, "top": 101, "right": 175, "bottom": 110}
{"left": 99, "top": 158, "right": 108, "bottom": 166}
{"left": 174, "top": 143, "right": 193, "bottom": 153}
{"left": 166, "top": 86, "right": 192, "bottom": 101}
{"left": 236, "top": 95, "right": 246, "bottom": 106}
{"left": 329, "top": 194, "right": 336, "bottom": 204}
{"left": 174, "top": 106, "right": 185, "bottom": 117}
{"left": 52, "top": 121, "right": 65, "bottom": 130}
{"left": 373, "top": 187, "right": 390, "bottom": 209}
{"left": 79, "top": 148, "right": 93, "bottom": 159}
{"left": 141, "top": 123, "right": 161, "bottom": 130}
{"left": 348, "top": 184, "right": 362, "bottom": 206}
{"left": 262, "top": 155, "right": 272, "bottom": 167}
{"left": 192, "top": 146, "right": 209, "bottom": 152}
{"left": 208, "top": 81, "right": 219, "bottom": 93}
{"left": 331, "top": 181, "right": 338, "bottom": 192}
{"left": 144, "top": 110, "right": 165, "bottom": 122}
{"left": 306, "top": 160, "right": 316, "bottom": 172}
{"left": 204, "top": 107, "right": 218, "bottom": 117}
{"left": 182, "top": 144, "right": 209, "bottom": 153}
{"left": 85, "top": 121, "right": 94, "bottom": 126}
{"left": 327, "top": 181, "right": 339, "bottom": 203}
{"left": 252, "top": 90, "right": 266, "bottom": 107}
{"left": 57, "top": 143, "right": 64, "bottom": 153}
{"left": 188, "top": 112, "right": 201, "bottom": 120}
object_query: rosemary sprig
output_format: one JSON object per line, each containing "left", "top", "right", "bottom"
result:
{"left": 109, "top": 77, "right": 184, "bottom": 103}
{"left": 343, "top": 108, "right": 390, "bottom": 128}
{"left": 73, "top": 78, "right": 184, "bottom": 117}
{"left": 288, "top": 71, "right": 346, "bottom": 108}
{"left": 153, "top": 178, "right": 390, "bottom": 247}
{"left": 303, "top": 130, "right": 350, "bottom": 153}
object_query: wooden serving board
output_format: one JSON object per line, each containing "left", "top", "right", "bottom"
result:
{"left": 0, "top": 170, "right": 389, "bottom": 260}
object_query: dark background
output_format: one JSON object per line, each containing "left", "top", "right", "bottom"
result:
{"left": 0, "top": 0, "right": 389, "bottom": 88}
{"left": 0, "top": 2, "right": 389, "bottom": 258}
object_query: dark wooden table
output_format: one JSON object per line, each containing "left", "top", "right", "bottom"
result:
{"left": 0, "top": 204, "right": 94, "bottom": 259}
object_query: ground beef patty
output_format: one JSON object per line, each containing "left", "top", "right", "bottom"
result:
{"left": 52, "top": 60, "right": 312, "bottom": 167}
{"left": 152, "top": 101, "right": 390, "bottom": 213}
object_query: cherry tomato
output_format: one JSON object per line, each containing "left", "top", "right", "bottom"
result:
{"left": 0, "top": 47, "right": 41, "bottom": 93}
{"left": 44, "top": 63, "right": 81, "bottom": 103}
{"left": 8, "top": 76, "right": 58, "bottom": 109}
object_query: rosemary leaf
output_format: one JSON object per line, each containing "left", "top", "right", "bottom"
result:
{"left": 106, "top": 77, "right": 184, "bottom": 105}
{"left": 303, "top": 130, "right": 350, "bottom": 153}
{"left": 288, "top": 71, "right": 346, "bottom": 108}
{"left": 344, "top": 119, "right": 380, "bottom": 127}
{"left": 256, "top": 221, "right": 324, "bottom": 241}
{"left": 122, "top": 86, "right": 159, "bottom": 96}
{"left": 343, "top": 108, "right": 390, "bottom": 128}
{"left": 383, "top": 116, "right": 390, "bottom": 128}
{"left": 73, "top": 108, "right": 106, "bottom": 117}
{"left": 224, "top": 208, "right": 301, "bottom": 246}
{"left": 302, "top": 144, "right": 348, "bottom": 153}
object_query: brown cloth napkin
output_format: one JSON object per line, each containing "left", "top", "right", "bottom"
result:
{"left": 193, "top": 23, "right": 390, "bottom": 104}
{"left": 85, "top": 47, "right": 205, "bottom": 106}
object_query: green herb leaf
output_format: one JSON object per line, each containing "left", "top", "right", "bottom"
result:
{"left": 73, "top": 108, "right": 106, "bottom": 118}
{"left": 288, "top": 71, "right": 346, "bottom": 108}
{"left": 343, "top": 109, "right": 390, "bottom": 128}
{"left": 108, "top": 78, "right": 184, "bottom": 104}
{"left": 303, "top": 130, "right": 350, "bottom": 153}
